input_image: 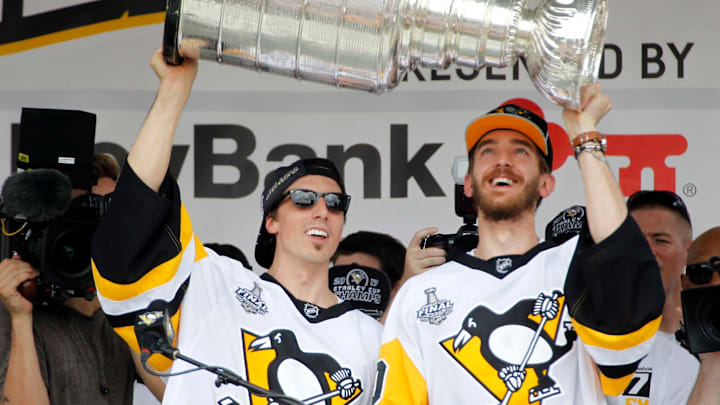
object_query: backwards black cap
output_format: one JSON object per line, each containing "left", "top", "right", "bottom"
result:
{"left": 255, "top": 158, "right": 346, "bottom": 269}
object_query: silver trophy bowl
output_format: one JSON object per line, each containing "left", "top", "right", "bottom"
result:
{"left": 164, "top": 0, "right": 607, "bottom": 109}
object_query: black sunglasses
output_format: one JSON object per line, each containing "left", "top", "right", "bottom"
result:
{"left": 627, "top": 190, "right": 691, "bottom": 225}
{"left": 686, "top": 256, "right": 720, "bottom": 285}
{"left": 280, "top": 189, "right": 351, "bottom": 213}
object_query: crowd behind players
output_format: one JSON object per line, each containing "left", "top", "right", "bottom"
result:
{"left": 3, "top": 171, "right": 718, "bottom": 405}
{"left": 1, "top": 76, "right": 719, "bottom": 405}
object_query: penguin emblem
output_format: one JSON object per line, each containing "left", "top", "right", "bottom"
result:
{"left": 439, "top": 291, "right": 577, "bottom": 404}
{"left": 242, "top": 329, "right": 362, "bottom": 405}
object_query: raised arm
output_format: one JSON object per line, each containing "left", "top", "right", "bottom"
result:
{"left": 128, "top": 49, "right": 198, "bottom": 191}
{"left": 562, "top": 83, "right": 625, "bottom": 243}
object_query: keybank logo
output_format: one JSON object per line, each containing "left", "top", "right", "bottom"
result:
{"left": 0, "top": 0, "right": 165, "bottom": 56}
{"left": 505, "top": 98, "right": 688, "bottom": 196}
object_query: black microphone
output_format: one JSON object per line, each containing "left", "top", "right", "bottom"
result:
{"left": 135, "top": 300, "right": 177, "bottom": 364}
{"left": 1, "top": 169, "right": 73, "bottom": 222}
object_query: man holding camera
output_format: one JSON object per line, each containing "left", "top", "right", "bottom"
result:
{"left": 0, "top": 153, "right": 163, "bottom": 405}
{"left": 682, "top": 227, "right": 720, "bottom": 404}
{"left": 602, "top": 190, "right": 700, "bottom": 404}
{"left": 375, "top": 86, "right": 665, "bottom": 404}
{"left": 90, "top": 50, "right": 381, "bottom": 405}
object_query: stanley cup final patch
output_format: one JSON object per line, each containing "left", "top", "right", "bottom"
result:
{"left": 417, "top": 287, "right": 454, "bottom": 326}
{"left": 235, "top": 282, "right": 269, "bottom": 315}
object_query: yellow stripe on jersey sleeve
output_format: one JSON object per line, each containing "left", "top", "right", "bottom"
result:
{"left": 377, "top": 339, "right": 428, "bottom": 405}
{"left": 599, "top": 370, "right": 636, "bottom": 396}
{"left": 114, "top": 307, "right": 182, "bottom": 371}
{"left": 571, "top": 315, "right": 661, "bottom": 351}
{"left": 92, "top": 205, "right": 201, "bottom": 301}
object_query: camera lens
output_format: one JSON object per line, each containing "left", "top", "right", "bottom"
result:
{"left": 51, "top": 228, "right": 92, "bottom": 279}
{"left": 698, "top": 299, "right": 720, "bottom": 343}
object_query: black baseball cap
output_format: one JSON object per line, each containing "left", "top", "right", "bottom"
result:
{"left": 627, "top": 190, "right": 691, "bottom": 226}
{"left": 465, "top": 103, "right": 553, "bottom": 171}
{"left": 255, "top": 158, "right": 346, "bottom": 269}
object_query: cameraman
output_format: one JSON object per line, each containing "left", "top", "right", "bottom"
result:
{"left": 0, "top": 153, "right": 163, "bottom": 405}
{"left": 684, "top": 227, "right": 720, "bottom": 404}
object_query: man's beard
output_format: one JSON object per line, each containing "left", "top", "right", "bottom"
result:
{"left": 472, "top": 174, "right": 540, "bottom": 222}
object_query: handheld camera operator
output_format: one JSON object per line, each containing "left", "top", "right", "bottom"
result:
{"left": 0, "top": 108, "right": 162, "bottom": 404}
{"left": 90, "top": 50, "right": 382, "bottom": 405}
{"left": 375, "top": 86, "right": 666, "bottom": 404}
{"left": 680, "top": 227, "right": 720, "bottom": 404}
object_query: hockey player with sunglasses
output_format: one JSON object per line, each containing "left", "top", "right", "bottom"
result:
{"left": 91, "top": 49, "right": 381, "bottom": 405}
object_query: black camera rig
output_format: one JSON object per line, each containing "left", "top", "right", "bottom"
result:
{"left": 421, "top": 157, "right": 478, "bottom": 253}
{"left": 0, "top": 107, "right": 103, "bottom": 304}
{"left": 678, "top": 256, "right": 720, "bottom": 354}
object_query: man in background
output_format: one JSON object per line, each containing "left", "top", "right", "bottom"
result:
{"left": 1, "top": 151, "right": 163, "bottom": 405}
{"left": 605, "top": 190, "right": 699, "bottom": 404}
{"left": 684, "top": 227, "right": 720, "bottom": 404}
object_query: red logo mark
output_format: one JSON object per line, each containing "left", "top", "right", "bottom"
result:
{"left": 502, "top": 98, "right": 688, "bottom": 196}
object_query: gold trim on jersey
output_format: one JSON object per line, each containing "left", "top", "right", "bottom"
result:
{"left": 571, "top": 315, "right": 661, "bottom": 351}
{"left": 377, "top": 339, "right": 428, "bottom": 405}
{"left": 599, "top": 371, "right": 636, "bottom": 396}
{"left": 92, "top": 205, "right": 207, "bottom": 301}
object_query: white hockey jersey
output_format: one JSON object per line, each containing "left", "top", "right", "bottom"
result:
{"left": 375, "top": 217, "right": 665, "bottom": 405}
{"left": 92, "top": 164, "right": 382, "bottom": 405}
{"left": 606, "top": 331, "right": 699, "bottom": 405}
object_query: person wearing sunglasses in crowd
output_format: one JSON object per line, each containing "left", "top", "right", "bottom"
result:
{"left": 684, "top": 227, "right": 720, "bottom": 404}
{"left": 90, "top": 50, "right": 381, "bottom": 405}
{"left": 604, "top": 190, "right": 700, "bottom": 404}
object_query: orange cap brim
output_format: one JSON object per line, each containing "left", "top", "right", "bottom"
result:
{"left": 465, "top": 114, "right": 547, "bottom": 155}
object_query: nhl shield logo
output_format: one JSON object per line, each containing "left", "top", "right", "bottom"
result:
{"left": 304, "top": 303, "right": 320, "bottom": 319}
{"left": 235, "top": 282, "right": 269, "bottom": 315}
{"left": 495, "top": 258, "right": 513, "bottom": 274}
{"left": 417, "top": 287, "right": 454, "bottom": 326}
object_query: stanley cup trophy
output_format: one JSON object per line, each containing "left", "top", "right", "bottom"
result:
{"left": 163, "top": 0, "right": 607, "bottom": 109}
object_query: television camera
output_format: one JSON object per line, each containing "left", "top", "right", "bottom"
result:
{"left": 0, "top": 108, "right": 108, "bottom": 303}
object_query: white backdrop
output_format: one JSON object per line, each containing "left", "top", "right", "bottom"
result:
{"left": 1, "top": 0, "right": 717, "bottom": 269}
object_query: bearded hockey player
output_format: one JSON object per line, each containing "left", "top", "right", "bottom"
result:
{"left": 91, "top": 50, "right": 381, "bottom": 405}
{"left": 374, "top": 85, "right": 665, "bottom": 405}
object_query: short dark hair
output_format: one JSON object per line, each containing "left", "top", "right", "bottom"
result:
{"left": 205, "top": 242, "right": 252, "bottom": 270}
{"left": 627, "top": 190, "right": 692, "bottom": 226}
{"left": 333, "top": 231, "right": 406, "bottom": 288}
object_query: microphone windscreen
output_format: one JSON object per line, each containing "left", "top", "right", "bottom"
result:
{"left": 1, "top": 169, "right": 73, "bottom": 222}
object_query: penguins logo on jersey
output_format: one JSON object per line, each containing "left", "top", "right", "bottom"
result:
{"left": 236, "top": 282, "right": 269, "bottom": 315}
{"left": 440, "top": 291, "right": 577, "bottom": 404}
{"left": 242, "top": 328, "right": 362, "bottom": 405}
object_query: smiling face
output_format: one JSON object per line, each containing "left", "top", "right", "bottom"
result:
{"left": 265, "top": 175, "right": 345, "bottom": 267}
{"left": 465, "top": 130, "right": 554, "bottom": 222}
